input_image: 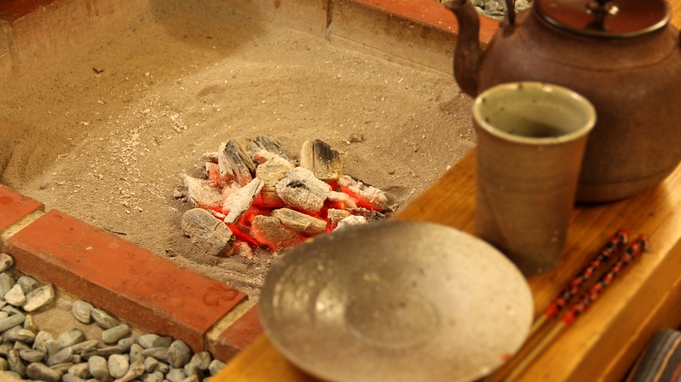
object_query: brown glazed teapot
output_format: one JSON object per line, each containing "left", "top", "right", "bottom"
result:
{"left": 446, "top": 0, "right": 681, "bottom": 202}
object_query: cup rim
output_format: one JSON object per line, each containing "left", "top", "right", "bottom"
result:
{"left": 472, "top": 82, "right": 597, "bottom": 145}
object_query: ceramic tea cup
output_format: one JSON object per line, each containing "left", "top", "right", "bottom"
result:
{"left": 473, "top": 82, "right": 596, "bottom": 276}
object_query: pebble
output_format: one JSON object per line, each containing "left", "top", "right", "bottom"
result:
{"left": 91, "top": 308, "right": 120, "bottom": 329}
{"left": 0, "top": 311, "right": 25, "bottom": 332}
{"left": 4, "top": 327, "right": 36, "bottom": 343}
{"left": 63, "top": 374, "right": 87, "bottom": 382}
{"left": 51, "top": 361, "right": 75, "bottom": 373}
{"left": 72, "top": 300, "right": 94, "bottom": 324}
{"left": 57, "top": 328, "right": 86, "bottom": 348}
{"left": 190, "top": 351, "right": 212, "bottom": 370}
{"left": 0, "top": 253, "right": 14, "bottom": 272}
{"left": 4, "top": 284, "right": 26, "bottom": 306}
{"left": 22, "top": 284, "right": 54, "bottom": 312}
{"left": 16, "top": 276, "right": 40, "bottom": 295}
{"left": 168, "top": 340, "right": 192, "bottom": 368}
{"left": 140, "top": 371, "right": 164, "bottom": 382}
{"left": 8, "top": 349, "right": 27, "bottom": 377}
{"left": 154, "top": 361, "right": 169, "bottom": 374}
{"left": 70, "top": 339, "right": 100, "bottom": 354}
{"left": 88, "top": 355, "right": 109, "bottom": 380}
{"left": 68, "top": 362, "right": 90, "bottom": 378}
{"left": 102, "top": 324, "right": 130, "bottom": 344}
{"left": 182, "top": 376, "right": 200, "bottom": 382}
{"left": 46, "top": 339, "right": 62, "bottom": 357}
{"left": 0, "top": 357, "right": 7, "bottom": 370}
{"left": 166, "top": 368, "right": 187, "bottom": 382}
{"left": 18, "top": 349, "right": 45, "bottom": 363}
{"left": 143, "top": 356, "right": 158, "bottom": 373}
{"left": 142, "top": 347, "right": 169, "bottom": 363}
{"left": 47, "top": 346, "right": 73, "bottom": 366}
{"left": 117, "top": 336, "right": 137, "bottom": 352}
{"left": 33, "top": 332, "right": 54, "bottom": 353}
{"left": 108, "top": 353, "right": 129, "bottom": 378}
{"left": 138, "top": 333, "right": 173, "bottom": 349}
{"left": 27, "top": 361, "right": 62, "bottom": 382}
{"left": 23, "top": 314, "right": 36, "bottom": 332}
{"left": 184, "top": 362, "right": 203, "bottom": 380}
{"left": 0, "top": 272, "right": 16, "bottom": 296}
{"left": 130, "top": 343, "right": 144, "bottom": 364}
{"left": 13, "top": 341, "right": 31, "bottom": 351}
{"left": 209, "top": 359, "right": 225, "bottom": 376}
{"left": 116, "top": 360, "right": 144, "bottom": 382}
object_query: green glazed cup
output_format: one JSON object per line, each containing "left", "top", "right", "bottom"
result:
{"left": 473, "top": 82, "right": 596, "bottom": 276}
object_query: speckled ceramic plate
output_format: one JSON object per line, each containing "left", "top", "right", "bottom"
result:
{"left": 259, "top": 220, "right": 533, "bottom": 382}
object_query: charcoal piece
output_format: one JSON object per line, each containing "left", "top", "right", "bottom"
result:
{"left": 222, "top": 178, "right": 264, "bottom": 224}
{"left": 339, "top": 175, "right": 397, "bottom": 212}
{"left": 275, "top": 167, "right": 331, "bottom": 214}
{"left": 218, "top": 140, "right": 256, "bottom": 187}
{"left": 181, "top": 174, "right": 222, "bottom": 209}
{"left": 255, "top": 156, "right": 295, "bottom": 208}
{"left": 271, "top": 208, "right": 327, "bottom": 235}
{"left": 181, "top": 208, "right": 235, "bottom": 257}
{"left": 299, "top": 139, "right": 343, "bottom": 181}
{"left": 250, "top": 216, "right": 304, "bottom": 252}
{"left": 247, "top": 136, "right": 292, "bottom": 162}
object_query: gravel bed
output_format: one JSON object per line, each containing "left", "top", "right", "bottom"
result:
{"left": 0, "top": 253, "right": 225, "bottom": 382}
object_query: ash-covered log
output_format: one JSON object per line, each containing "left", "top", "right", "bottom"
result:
{"left": 222, "top": 178, "right": 264, "bottom": 224}
{"left": 250, "top": 215, "right": 304, "bottom": 252}
{"left": 255, "top": 154, "right": 295, "bottom": 208}
{"left": 181, "top": 174, "right": 223, "bottom": 209}
{"left": 218, "top": 140, "right": 256, "bottom": 187}
{"left": 299, "top": 139, "right": 343, "bottom": 182}
{"left": 275, "top": 167, "right": 331, "bottom": 214}
{"left": 248, "top": 136, "right": 292, "bottom": 162}
{"left": 339, "top": 175, "right": 396, "bottom": 212}
{"left": 181, "top": 208, "right": 235, "bottom": 256}
{"left": 272, "top": 208, "right": 327, "bottom": 235}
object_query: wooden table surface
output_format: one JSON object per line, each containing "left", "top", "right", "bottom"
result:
{"left": 215, "top": 3, "right": 681, "bottom": 381}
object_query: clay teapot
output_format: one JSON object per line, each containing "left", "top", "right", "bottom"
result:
{"left": 446, "top": 0, "right": 681, "bottom": 202}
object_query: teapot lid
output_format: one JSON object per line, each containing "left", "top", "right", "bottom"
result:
{"left": 534, "top": 0, "right": 670, "bottom": 38}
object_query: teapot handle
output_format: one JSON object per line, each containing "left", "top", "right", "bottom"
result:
{"left": 504, "top": 0, "right": 516, "bottom": 26}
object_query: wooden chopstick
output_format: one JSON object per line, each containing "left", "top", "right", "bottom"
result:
{"left": 501, "top": 235, "right": 650, "bottom": 382}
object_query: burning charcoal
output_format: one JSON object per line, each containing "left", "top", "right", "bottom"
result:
{"left": 222, "top": 178, "right": 264, "bottom": 224}
{"left": 206, "top": 162, "right": 228, "bottom": 189}
{"left": 252, "top": 150, "right": 292, "bottom": 166}
{"left": 339, "top": 175, "right": 396, "bottom": 212}
{"left": 181, "top": 174, "right": 223, "bottom": 209}
{"left": 218, "top": 140, "right": 256, "bottom": 187}
{"left": 255, "top": 156, "right": 295, "bottom": 208}
{"left": 181, "top": 209, "right": 235, "bottom": 257}
{"left": 348, "top": 207, "right": 387, "bottom": 222}
{"left": 275, "top": 167, "right": 331, "bottom": 214}
{"left": 326, "top": 191, "right": 358, "bottom": 210}
{"left": 271, "top": 208, "right": 328, "bottom": 235}
{"left": 327, "top": 208, "right": 352, "bottom": 229}
{"left": 248, "top": 136, "right": 292, "bottom": 162}
{"left": 251, "top": 216, "right": 304, "bottom": 252}
{"left": 299, "top": 139, "right": 343, "bottom": 182}
{"left": 335, "top": 215, "right": 367, "bottom": 230}
{"left": 234, "top": 241, "right": 255, "bottom": 260}
{"left": 202, "top": 152, "right": 219, "bottom": 162}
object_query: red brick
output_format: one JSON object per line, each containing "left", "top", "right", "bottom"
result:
{"left": 6, "top": 209, "right": 246, "bottom": 352}
{"left": 212, "top": 304, "right": 263, "bottom": 361}
{"left": 0, "top": 185, "right": 44, "bottom": 238}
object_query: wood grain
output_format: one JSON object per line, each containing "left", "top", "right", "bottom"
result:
{"left": 215, "top": 4, "right": 681, "bottom": 382}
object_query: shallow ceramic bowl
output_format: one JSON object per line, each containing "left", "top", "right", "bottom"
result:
{"left": 259, "top": 220, "right": 533, "bottom": 382}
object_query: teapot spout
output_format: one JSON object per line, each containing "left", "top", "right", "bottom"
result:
{"left": 445, "top": 0, "right": 482, "bottom": 97}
